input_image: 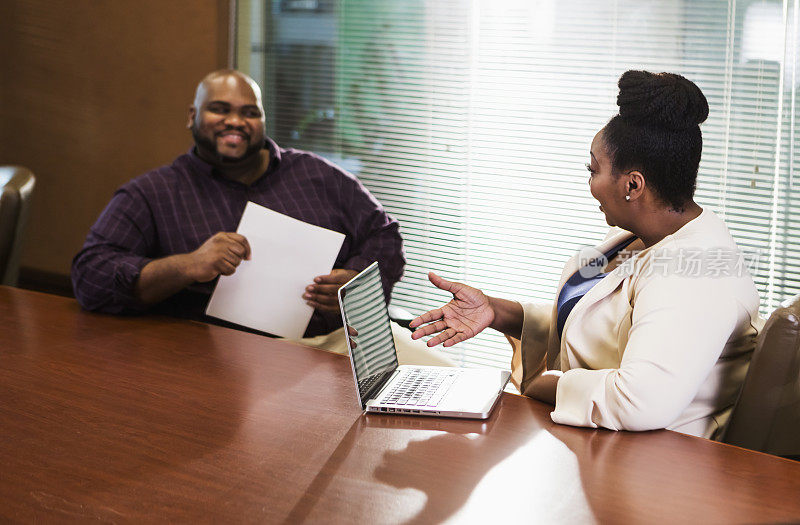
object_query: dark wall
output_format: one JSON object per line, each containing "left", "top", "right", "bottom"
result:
{"left": 0, "top": 0, "right": 231, "bottom": 291}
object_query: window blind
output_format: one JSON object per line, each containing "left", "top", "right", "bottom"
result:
{"left": 236, "top": 0, "right": 800, "bottom": 369}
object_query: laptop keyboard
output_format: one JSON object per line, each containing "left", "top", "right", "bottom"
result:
{"left": 382, "top": 368, "right": 459, "bottom": 408}
{"left": 358, "top": 372, "right": 385, "bottom": 395}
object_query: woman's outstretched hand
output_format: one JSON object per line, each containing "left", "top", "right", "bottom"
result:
{"left": 409, "top": 272, "right": 494, "bottom": 347}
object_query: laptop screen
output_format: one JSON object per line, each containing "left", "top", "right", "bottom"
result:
{"left": 338, "top": 262, "right": 398, "bottom": 401}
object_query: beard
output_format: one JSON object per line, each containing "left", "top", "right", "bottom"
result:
{"left": 191, "top": 125, "right": 264, "bottom": 164}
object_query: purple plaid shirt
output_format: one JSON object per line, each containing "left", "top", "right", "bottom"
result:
{"left": 71, "top": 138, "right": 405, "bottom": 337}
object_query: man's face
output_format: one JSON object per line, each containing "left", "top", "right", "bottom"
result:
{"left": 188, "top": 75, "right": 266, "bottom": 164}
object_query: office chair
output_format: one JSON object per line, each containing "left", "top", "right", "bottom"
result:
{"left": 722, "top": 295, "right": 800, "bottom": 459}
{"left": 0, "top": 166, "right": 36, "bottom": 286}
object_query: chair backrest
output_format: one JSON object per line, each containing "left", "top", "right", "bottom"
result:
{"left": 0, "top": 166, "right": 36, "bottom": 286}
{"left": 722, "top": 295, "right": 800, "bottom": 457}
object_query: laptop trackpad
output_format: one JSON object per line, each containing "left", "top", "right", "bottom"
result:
{"left": 439, "top": 370, "right": 507, "bottom": 412}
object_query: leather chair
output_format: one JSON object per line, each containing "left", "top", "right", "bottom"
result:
{"left": 722, "top": 295, "right": 800, "bottom": 459}
{"left": 0, "top": 166, "right": 36, "bottom": 286}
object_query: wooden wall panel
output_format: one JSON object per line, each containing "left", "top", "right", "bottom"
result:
{"left": 0, "top": 0, "right": 231, "bottom": 286}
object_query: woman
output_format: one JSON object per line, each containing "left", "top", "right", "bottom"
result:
{"left": 410, "top": 70, "right": 761, "bottom": 439}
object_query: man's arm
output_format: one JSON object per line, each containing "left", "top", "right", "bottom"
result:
{"left": 336, "top": 173, "right": 406, "bottom": 299}
{"left": 72, "top": 187, "right": 250, "bottom": 313}
{"left": 134, "top": 232, "right": 251, "bottom": 305}
{"left": 301, "top": 169, "right": 405, "bottom": 315}
{"left": 72, "top": 188, "right": 158, "bottom": 313}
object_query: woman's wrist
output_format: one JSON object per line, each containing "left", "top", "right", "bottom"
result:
{"left": 488, "top": 297, "right": 524, "bottom": 339}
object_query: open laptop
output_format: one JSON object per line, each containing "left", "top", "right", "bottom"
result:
{"left": 338, "top": 262, "right": 511, "bottom": 419}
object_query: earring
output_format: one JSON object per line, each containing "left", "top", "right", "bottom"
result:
{"left": 625, "top": 195, "right": 631, "bottom": 201}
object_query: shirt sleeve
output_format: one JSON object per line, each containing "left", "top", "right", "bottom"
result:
{"left": 550, "top": 273, "right": 741, "bottom": 432}
{"left": 513, "top": 301, "right": 553, "bottom": 392}
{"left": 71, "top": 186, "right": 155, "bottom": 314}
{"left": 337, "top": 172, "right": 405, "bottom": 301}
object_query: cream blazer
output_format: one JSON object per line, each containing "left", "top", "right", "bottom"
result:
{"left": 511, "top": 209, "right": 761, "bottom": 439}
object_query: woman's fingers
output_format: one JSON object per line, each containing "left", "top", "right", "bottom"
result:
{"left": 411, "top": 319, "right": 449, "bottom": 340}
{"left": 429, "top": 328, "right": 475, "bottom": 348}
{"left": 428, "top": 272, "right": 457, "bottom": 293}
{"left": 409, "top": 307, "right": 444, "bottom": 329}
{"left": 437, "top": 329, "right": 473, "bottom": 348}
{"left": 412, "top": 318, "right": 475, "bottom": 347}
{"left": 447, "top": 331, "right": 470, "bottom": 347}
{"left": 426, "top": 327, "right": 457, "bottom": 347}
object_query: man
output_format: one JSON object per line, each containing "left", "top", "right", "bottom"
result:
{"left": 72, "top": 70, "right": 405, "bottom": 338}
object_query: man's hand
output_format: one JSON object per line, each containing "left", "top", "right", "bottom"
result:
{"left": 304, "top": 268, "right": 359, "bottom": 314}
{"left": 134, "top": 232, "right": 251, "bottom": 305}
{"left": 185, "top": 232, "right": 251, "bottom": 282}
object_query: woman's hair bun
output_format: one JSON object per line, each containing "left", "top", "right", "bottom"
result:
{"left": 616, "top": 70, "right": 709, "bottom": 130}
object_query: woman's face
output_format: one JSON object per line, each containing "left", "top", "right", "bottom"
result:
{"left": 588, "top": 131, "right": 627, "bottom": 228}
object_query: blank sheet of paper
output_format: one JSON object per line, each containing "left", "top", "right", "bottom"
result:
{"left": 205, "top": 201, "right": 345, "bottom": 339}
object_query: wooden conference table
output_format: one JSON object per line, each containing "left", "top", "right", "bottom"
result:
{"left": 1, "top": 286, "right": 799, "bottom": 523}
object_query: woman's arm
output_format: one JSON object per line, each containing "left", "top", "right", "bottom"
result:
{"left": 526, "top": 370, "right": 562, "bottom": 405}
{"left": 487, "top": 296, "right": 524, "bottom": 339}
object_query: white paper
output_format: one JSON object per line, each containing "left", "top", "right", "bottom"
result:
{"left": 205, "top": 201, "right": 345, "bottom": 339}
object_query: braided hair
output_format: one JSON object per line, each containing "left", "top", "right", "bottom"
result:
{"left": 602, "top": 70, "right": 709, "bottom": 212}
